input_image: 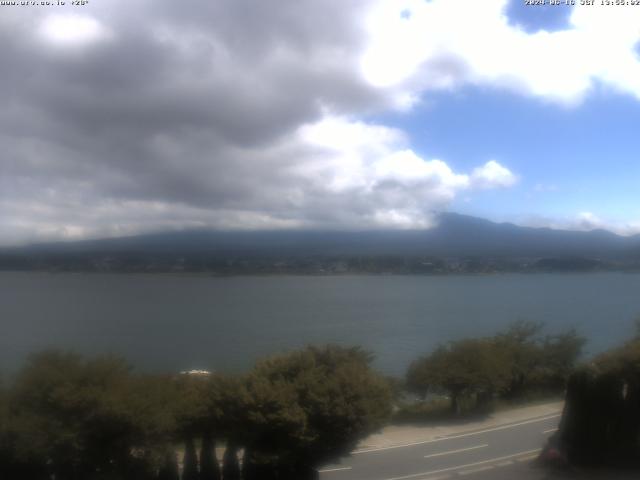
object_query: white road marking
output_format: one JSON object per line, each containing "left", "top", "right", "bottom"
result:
{"left": 542, "top": 428, "right": 558, "bottom": 434}
{"left": 516, "top": 454, "right": 539, "bottom": 462}
{"left": 354, "top": 414, "right": 560, "bottom": 454}
{"left": 354, "top": 439, "right": 450, "bottom": 455}
{"left": 318, "top": 466, "right": 353, "bottom": 473}
{"left": 495, "top": 460, "right": 513, "bottom": 467}
{"left": 458, "top": 465, "right": 494, "bottom": 475}
{"left": 434, "top": 415, "right": 561, "bottom": 442}
{"left": 424, "top": 444, "right": 488, "bottom": 459}
{"left": 382, "top": 448, "right": 542, "bottom": 480}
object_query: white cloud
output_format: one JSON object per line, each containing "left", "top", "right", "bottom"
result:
{"left": 361, "top": 0, "right": 640, "bottom": 103}
{"left": 577, "top": 211, "right": 604, "bottom": 231}
{"left": 471, "top": 160, "right": 518, "bottom": 189}
{"left": 574, "top": 212, "right": 640, "bottom": 236}
{"left": 292, "top": 116, "right": 515, "bottom": 229}
{"left": 39, "top": 14, "right": 109, "bottom": 46}
{"left": 521, "top": 212, "right": 640, "bottom": 236}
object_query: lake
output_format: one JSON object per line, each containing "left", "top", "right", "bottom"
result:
{"left": 1, "top": 272, "right": 639, "bottom": 376}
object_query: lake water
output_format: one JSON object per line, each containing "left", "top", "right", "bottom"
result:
{"left": 1, "top": 272, "right": 639, "bottom": 376}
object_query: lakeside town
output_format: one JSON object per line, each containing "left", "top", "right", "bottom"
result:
{"left": 2, "top": 252, "right": 640, "bottom": 275}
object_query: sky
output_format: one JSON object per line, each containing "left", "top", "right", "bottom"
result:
{"left": 1, "top": 0, "right": 640, "bottom": 245}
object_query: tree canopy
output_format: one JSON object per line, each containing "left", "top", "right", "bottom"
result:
{"left": 238, "top": 345, "right": 392, "bottom": 477}
{"left": 407, "top": 322, "right": 586, "bottom": 414}
{"left": 0, "top": 345, "right": 392, "bottom": 480}
{"left": 407, "top": 338, "right": 510, "bottom": 413}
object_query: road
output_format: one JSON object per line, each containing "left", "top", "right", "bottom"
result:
{"left": 319, "top": 413, "right": 561, "bottom": 480}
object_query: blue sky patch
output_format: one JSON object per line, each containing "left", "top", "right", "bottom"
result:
{"left": 505, "top": 0, "right": 573, "bottom": 33}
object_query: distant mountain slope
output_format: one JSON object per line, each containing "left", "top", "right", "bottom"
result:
{"left": 3, "top": 213, "right": 639, "bottom": 260}
{"left": 418, "top": 213, "right": 636, "bottom": 258}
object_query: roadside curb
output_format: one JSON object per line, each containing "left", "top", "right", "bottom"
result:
{"left": 355, "top": 402, "right": 563, "bottom": 454}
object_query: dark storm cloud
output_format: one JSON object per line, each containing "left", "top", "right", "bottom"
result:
{"left": 0, "top": 0, "right": 386, "bottom": 242}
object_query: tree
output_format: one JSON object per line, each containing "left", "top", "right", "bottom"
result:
{"left": 0, "top": 346, "right": 391, "bottom": 479}
{"left": 199, "top": 431, "right": 220, "bottom": 480}
{"left": 238, "top": 345, "right": 392, "bottom": 478}
{"left": 182, "top": 436, "right": 199, "bottom": 480}
{"left": 406, "top": 356, "right": 431, "bottom": 399}
{"left": 593, "top": 336, "right": 640, "bottom": 384}
{"left": 221, "top": 443, "right": 240, "bottom": 480}
{"left": 1, "top": 379, "right": 47, "bottom": 480}
{"left": 553, "top": 338, "right": 640, "bottom": 466}
{"left": 171, "top": 372, "right": 228, "bottom": 480}
{"left": 10, "top": 351, "right": 137, "bottom": 479}
{"left": 5, "top": 351, "right": 175, "bottom": 480}
{"left": 534, "top": 329, "right": 586, "bottom": 393}
{"left": 495, "top": 320, "right": 545, "bottom": 398}
{"left": 157, "top": 451, "right": 180, "bottom": 480}
{"left": 407, "top": 339, "right": 510, "bottom": 414}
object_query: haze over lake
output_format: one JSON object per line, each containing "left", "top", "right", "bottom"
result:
{"left": 2, "top": 271, "right": 639, "bottom": 376}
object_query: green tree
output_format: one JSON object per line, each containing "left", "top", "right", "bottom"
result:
{"left": 594, "top": 336, "right": 640, "bottom": 379}
{"left": 6, "top": 351, "right": 176, "bottom": 480}
{"left": 238, "top": 345, "right": 392, "bottom": 478}
{"left": 534, "top": 329, "right": 586, "bottom": 392}
{"left": 173, "top": 373, "right": 229, "bottom": 480}
{"left": 407, "top": 339, "right": 510, "bottom": 414}
{"left": 495, "top": 320, "right": 545, "bottom": 398}
{"left": 11, "top": 351, "right": 136, "bottom": 479}
{"left": 406, "top": 357, "right": 431, "bottom": 399}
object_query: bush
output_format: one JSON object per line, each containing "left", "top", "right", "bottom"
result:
{"left": 0, "top": 346, "right": 393, "bottom": 480}
{"left": 407, "top": 322, "right": 585, "bottom": 416}
{"left": 237, "top": 345, "right": 392, "bottom": 475}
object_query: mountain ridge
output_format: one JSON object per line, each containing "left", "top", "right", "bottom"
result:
{"left": 2, "top": 213, "right": 639, "bottom": 273}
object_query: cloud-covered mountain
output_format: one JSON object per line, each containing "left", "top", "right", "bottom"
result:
{"left": 3, "top": 213, "right": 639, "bottom": 273}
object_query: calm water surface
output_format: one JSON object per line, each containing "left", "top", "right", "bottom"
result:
{"left": 1, "top": 272, "right": 639, "bottom": 376}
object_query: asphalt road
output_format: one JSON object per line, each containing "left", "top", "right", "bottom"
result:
{"left": 318, "top": 413, "right": 561, "bottom": 480}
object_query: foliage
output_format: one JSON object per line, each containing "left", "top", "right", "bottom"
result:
{"left": 407, "top": 322, "right": 585, "bottom": 414}
{"left": 200, "top": 431, "right": 220, "bottom": 480}
{"left": 534, "top": 329, "right": 586, "bottom": 391}
{"left": 0, "top": 345, "right": 392, "bottom": 479}
{"left": 407, "top": 338, "right": 511, "bottom": 414}
{"left": 594, "top": 337, "right": 640, "bottom": 381}
{"left": 222, "top": 443, "right": 241, "bottom": 480}
{"left": 238, "top": 345, "right": 392, "bottom": 472}
{"left": 0, "top": 351, "right": 188, "bottom": 480}
{"left": 557, "top": 350, "right": 640, "bottom": 466}
{"left": 494, "top": 320, "right": 545, "bottom": 398}
{"left": 182, "top": 436, "right": 199, "bottom": 480}
{"left": 156, "top": 451, "right": 179, "bottom": 480}
{"left": 392, "top": 397, "right": 452, "bottom": 424}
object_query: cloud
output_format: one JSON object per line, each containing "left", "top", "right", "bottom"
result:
{"left": 39, "top": 14, "right": 110, "bottom": 46}
{"left": 293, "top": 116, "right": 501, "bottom": 229}
{"left": 0, "top": 114, "right": 515, "bottom": 242}
{"left": 361, "top": 0, "right": 640, "bottom": 104}
{"left": 574, "top": 212, "right": 640, "bottom": 236}
{"left": 0, "top": 0, "right": 527, "bottom": 245}
{"left": 520, "top": 212, "right": 640, "bottom": 237}
{"left": 577, "top": 212, "right": 605, "bottom": 231}
{"left": 471, "top": 160, "right": 518, "bottom": 189}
